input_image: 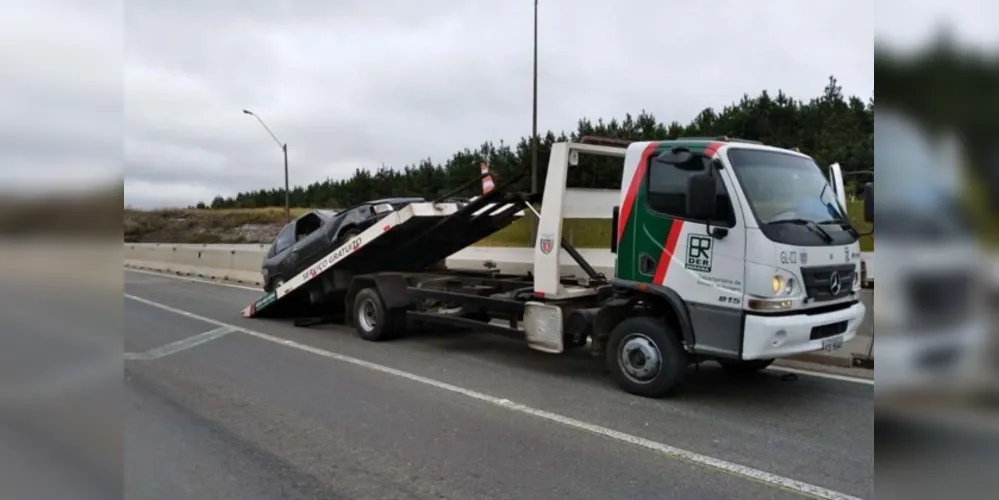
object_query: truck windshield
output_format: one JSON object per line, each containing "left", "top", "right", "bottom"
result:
{"left": 726, "top": 148, "right": 847, "bottom": 225}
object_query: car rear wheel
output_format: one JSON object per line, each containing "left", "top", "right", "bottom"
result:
{"left": 335, "top": 227, "right": 362, "bottom": 249}
{"left": 265, "top": 276, "right": 285, "bottom": 293}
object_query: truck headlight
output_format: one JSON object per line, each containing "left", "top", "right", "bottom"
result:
{"left": 770, "top": 272, "right": 800, "bottom": 297}
{"left": 772, "top": 275, "right": 797, "bottom": 295}
{"left": 772, "top": 275, "right": 784, "bottom": 294}
{"left": 784, "top": 277, "right": 797, "bottom": 295}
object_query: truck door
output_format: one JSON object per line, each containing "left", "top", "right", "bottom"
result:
{"left": 617, "top": 143, "right": 747, "bottom": 306}
{"left": 615, "top": 144, "right": 748, "bottom": 357}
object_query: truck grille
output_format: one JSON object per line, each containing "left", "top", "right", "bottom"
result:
{"left": 801, "top": 264, "right": 856, "bottom": 302}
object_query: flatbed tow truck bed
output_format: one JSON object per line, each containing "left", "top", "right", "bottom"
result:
{"left": 242, "top": 174, "right": 539, "bottom": 316}
{"left": 241, "top": 148, "right": 617, "bottom": 355}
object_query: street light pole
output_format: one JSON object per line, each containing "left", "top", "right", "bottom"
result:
{"left": 243, "top": 109, "right": 291, "bottom": 223}
{"left": 529, "top": 0, "right": 540, "bottom": 245}
{"left": 282, "top": 143, "right": 289, "bottom": 222}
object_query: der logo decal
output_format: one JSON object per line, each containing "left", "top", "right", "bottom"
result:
{"left": 686, "top": 234, "right": 713, "bottom": 273}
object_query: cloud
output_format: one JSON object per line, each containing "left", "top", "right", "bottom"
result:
{"left": 4, "top": 0, "right": 882, "bottom": 208}
{"left": 0, "top": 0, "right": 122, "bottom": 193}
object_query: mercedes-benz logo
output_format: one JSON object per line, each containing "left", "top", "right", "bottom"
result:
{"left": 829, "top": 272, "right": 842, "bottom": 295}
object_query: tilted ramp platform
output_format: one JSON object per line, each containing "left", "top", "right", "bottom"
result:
{"left": 241, "top": 179, "right": 533, "bottom": 319}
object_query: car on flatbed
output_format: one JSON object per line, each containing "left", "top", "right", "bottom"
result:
{"left": 261, "top": 197, "right": 425, "bottom": 291}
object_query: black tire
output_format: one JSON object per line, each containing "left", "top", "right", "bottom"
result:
{"left": 563, "top": 332, "right": 588, "bottom": 351}
{"left": 352, "top": 287, "right": 403, "bottom": 341}
{"left": 718, "top": 358, "right": 774, "bottom": 374}
{"left": 606, "top": 317, "right": 688, "bottom": 398}
{"left": 336, "top": 227, "right": 361, "bottom": 247}
{"left": 265, "top": 275, "right": 285, "bottom": 293}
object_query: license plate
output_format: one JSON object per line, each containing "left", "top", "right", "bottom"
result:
{"left": 822, "top": 336, "right": 844, "bottom": 352}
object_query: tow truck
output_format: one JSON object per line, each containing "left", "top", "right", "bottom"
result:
{"left": 242, "top": 136, "right": 869, "bottom": 397}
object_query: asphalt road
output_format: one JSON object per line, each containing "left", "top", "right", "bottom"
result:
{"left": 121, "top": 270, "right": 873, "bottom": 500}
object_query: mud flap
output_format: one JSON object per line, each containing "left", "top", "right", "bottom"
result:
{"left": 523, "top": 302, "right": 564, "bottom": 353}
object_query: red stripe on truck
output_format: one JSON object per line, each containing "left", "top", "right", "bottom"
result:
{"left": 616, "top": 142, "right": 659, "bottom": 244}
{"left": 704, "top": 141, "right": 724, "bottom": 158}
{"left": 652, "top": 220, "right": 685, "bottom": 285}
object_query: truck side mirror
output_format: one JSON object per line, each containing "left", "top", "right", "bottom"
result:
{"left": 863, "top": 183, "right": 873, "bottom": 223}
{"left": 686, "top": 173, "right": 716, "bottom": 221}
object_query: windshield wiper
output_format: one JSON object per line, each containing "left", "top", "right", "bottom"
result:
{"left": 768, "top": 218, "right": 834, "bottom": 243}
{"left": 816, "top": 217, "right": 860, "bottom": 238}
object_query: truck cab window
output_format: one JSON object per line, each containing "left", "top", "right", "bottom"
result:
{"left": 646, "top": 158, "right": 735, "bottom": 226}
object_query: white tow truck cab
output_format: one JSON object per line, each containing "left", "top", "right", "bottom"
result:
{"left": 243, "top": 135, "right": 869, "bottom": 397}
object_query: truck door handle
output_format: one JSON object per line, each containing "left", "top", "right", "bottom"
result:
{"left": 639, "top": 254, "right": 656, "bottom": 275}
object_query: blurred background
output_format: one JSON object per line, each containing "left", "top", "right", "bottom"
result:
{"left": 874, "top": 0, "right": 999, "bottom": 499}
{"left": 0, "top": 0, "right": 122, "bottom": 498}
{"left": 2, "top": 0, "right": 998, "bottom": 498}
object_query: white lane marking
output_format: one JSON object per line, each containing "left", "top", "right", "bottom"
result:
{"left": 126, "top": 267, "right": 874, "bottom": 388}
{"left": 125, "top": 326, "right": 237, "bottom": 361}
{"left": 124, "top": 293, "right": 863, "bottom": 500}
{"left": 124, "top": 268, "right": 261, "bottom": 291}
{"left": 767, "top": 366, "right": 874, "bottom": 386}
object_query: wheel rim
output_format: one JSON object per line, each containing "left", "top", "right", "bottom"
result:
{"left": 619, "top": 333, "right": 662, "bottom": 383}
{"left": 357, "top": 298, "right": 377, "bottom": 332}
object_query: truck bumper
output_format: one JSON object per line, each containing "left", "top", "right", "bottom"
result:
{"left": 741, "top": 301, "right": 866, "bottom": 360}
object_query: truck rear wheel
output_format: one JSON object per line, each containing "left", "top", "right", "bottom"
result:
{"left": 353, "top": 287, "right": 403, "bottom": 341}
{"left": 606, "top": 317, "right": 687, "bottom": 398}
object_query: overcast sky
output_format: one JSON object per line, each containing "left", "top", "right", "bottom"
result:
{"left": 2, "top": 1, "right": 993, "bottom": 209}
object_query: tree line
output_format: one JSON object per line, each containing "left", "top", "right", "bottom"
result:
{"left": 205, "top": 75, "right": 873, "bottom": 210}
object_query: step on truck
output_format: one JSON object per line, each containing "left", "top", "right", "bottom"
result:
{"left": 243, "top": 136, "right": 869, "bottom": 397}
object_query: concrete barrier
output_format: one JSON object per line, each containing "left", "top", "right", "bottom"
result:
{"left": 123, "top": 243, "right": 618, "bottom": 284}
{"left": 124, "top": 243, "right": 266, "bottom": 285}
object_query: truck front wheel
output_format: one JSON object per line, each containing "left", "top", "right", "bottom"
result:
{"left": 606, "top": 317, "right": 687, "bottom": 398}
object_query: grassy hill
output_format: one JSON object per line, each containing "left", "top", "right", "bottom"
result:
{"left": 125, "top": 201, "right": 873, "bottom": 251}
